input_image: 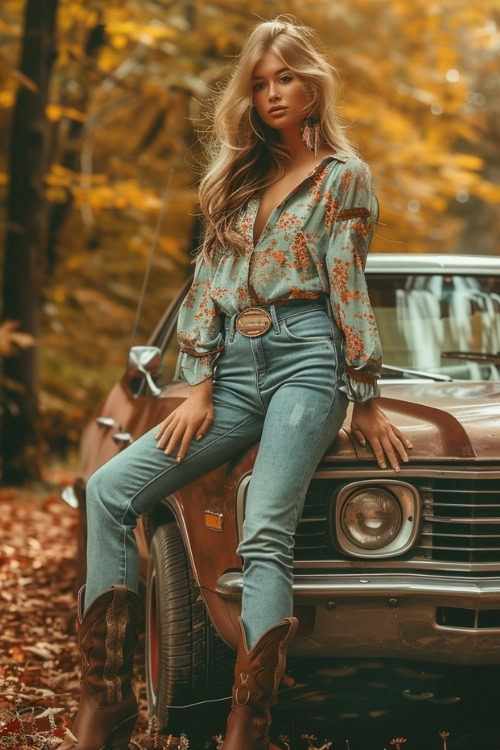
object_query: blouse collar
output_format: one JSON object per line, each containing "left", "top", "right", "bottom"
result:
{"left": 245, "top": 150, "right": 350, "bottom": 248}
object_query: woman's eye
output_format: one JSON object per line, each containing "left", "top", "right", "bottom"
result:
{"left": 253, "top": 76, "right": 292, "bottom": 91}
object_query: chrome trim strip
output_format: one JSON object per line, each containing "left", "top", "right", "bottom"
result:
{"left": 299, "top": 516, "right": 329, "bottom": 524}
{"left": 292, "top": 559, "right": 500, "bottom": 571}
{"left": 421, "top": 530, "right": 500, "bottom": 537}
{"left": 424, "top": 515, "right": 500, "bottom": 525}
{"left": 430, "top": 488, "right": 500, "bottom": 494}
{"left": 430, "top": 506, "right": 500, "bottom": 520}
{"left": 365, "top": 253, "right": 500, "bottom": 275}
{"left": 314, "top": 468, "right": 500, "bottom": 478}
{"left": 416, "top": 544, "right": 500, "bottom": 553}
{"left": 381, "top": 364, "right": 452, "bottom": 381}
{"left": 216, "top": 571, "right": 500, "bottom": 601}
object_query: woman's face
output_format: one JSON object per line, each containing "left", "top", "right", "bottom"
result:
{"left": 251, "top": 50, "right": 311, "bottom": 132}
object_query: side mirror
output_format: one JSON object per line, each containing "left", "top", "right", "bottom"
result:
{"left": 127, "top": 346, "right": 162, "bottom": 396}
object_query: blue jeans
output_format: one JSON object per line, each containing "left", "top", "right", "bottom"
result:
{"left": 84, "top": 296, "right": 348, "bottom": 648}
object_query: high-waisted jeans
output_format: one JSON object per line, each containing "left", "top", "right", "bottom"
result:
{"left": 84, "top": 295, "right": 349, "bottom": 648}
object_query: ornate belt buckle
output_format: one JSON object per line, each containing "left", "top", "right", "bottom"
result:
{"left": 235, "top": 307, "right": 272, "bottom": 337}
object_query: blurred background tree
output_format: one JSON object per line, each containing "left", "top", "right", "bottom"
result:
{"left": 0, "top": 0, "right": 498, "bottom": 481}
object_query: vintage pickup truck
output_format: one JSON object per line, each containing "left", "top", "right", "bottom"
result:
{"left": 62, "top": 253, "right": 500, "bottom": 732}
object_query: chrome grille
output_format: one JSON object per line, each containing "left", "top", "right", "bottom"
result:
{"left": 293, "top": 475, "right": 500, "bottom": 566}
{"left": 415, "top": 477, "right": 500, "bottom": 563}
{"left": 294, "top": 481, "right": 332, "bottom": 559}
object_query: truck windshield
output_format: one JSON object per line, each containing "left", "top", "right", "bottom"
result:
{"left": 369, "top": 273, "right": 500, "bottom": 382}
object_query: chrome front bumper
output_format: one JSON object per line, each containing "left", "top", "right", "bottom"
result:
{"left": 215, "top": 572, "right": 500, "bottom": 664}
{"left": 216, "top": 571, "right": 500, "bottom": 601}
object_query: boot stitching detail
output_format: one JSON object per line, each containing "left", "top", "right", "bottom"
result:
{"left": 103, "top": 601, "right": 128, "bottom": 704}
{"left": 234, "top": 672, "right": 251, "bottom": 705}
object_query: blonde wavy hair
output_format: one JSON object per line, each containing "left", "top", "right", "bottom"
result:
{"left": 194, "top": 14, "right": 360, "bottom": 264}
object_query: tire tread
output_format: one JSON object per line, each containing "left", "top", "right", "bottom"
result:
{"left": 145, "top": 523, "right": 234, "bottom": 731}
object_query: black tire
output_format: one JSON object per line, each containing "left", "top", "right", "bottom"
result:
{"left": 145, "top": 522, "right": 234, "bottom": 733}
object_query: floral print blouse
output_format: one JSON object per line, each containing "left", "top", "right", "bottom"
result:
{"left": 177, "top": 150, "right": 383, "bottom": 403}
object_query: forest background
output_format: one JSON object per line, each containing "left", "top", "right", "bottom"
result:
{"left": 0, "top": 0, "right": 498, "bottom": 483}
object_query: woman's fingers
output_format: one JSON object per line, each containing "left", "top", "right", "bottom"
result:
{"left": 179, "top": 411, "right": 214, "bottom": 460}
{"left": 195, "top": 413, "right": 213, "bottom": 442}
{"left": 386, "top": 429, "right": 409, "bottom": 464}
{"left": 155, "top": 413, "right": 175, "bottom": 442}
{"left": 351, "top": 403, "right": 413, "bottom": 471}
{"left": 154, "top": 399, "right": 214, "bottom": 461}
{"left": 379, "top": 433, "right": 401, "bottom": 471}
{"left": 351, "top": 427, "right": 366, "bottom": 446}
{"left": 165, "top": 420, "right": 187, "bottom": 456}
{"left": 160, "top": 415, "right": 212, "bottom": 460}
{"left": 367, "top": 435, "right": 385, "bottom": 468}
{"left": 394, "top": 425, "right": 413, "bottom": 450}
{"left": 177, "top": 423, "right": 201, "bottom": 462}
{"left": 365, "top": 427, "right": 410, "bottom": 471}
{"left": 156, "top": 415, "right": 178, "bottom": 450}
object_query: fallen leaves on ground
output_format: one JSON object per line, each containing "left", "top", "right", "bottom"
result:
{"left": 0, "top": 476, "right": 180, "bottom": 749}
{"left": 0, "top": 473, "right": 456, "bottom": 750}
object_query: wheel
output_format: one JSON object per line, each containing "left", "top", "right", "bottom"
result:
{"left": 145, "top": 522, "right": 234, "bottom": 734}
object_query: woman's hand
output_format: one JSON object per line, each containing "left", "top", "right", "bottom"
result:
{"left": 350, "top": 399, "right": 413, "bottom": 471}
{"left": 155, "top": 378, "right": 214, "bottom": 462}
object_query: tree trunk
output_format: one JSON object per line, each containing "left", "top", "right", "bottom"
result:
{"left": 1, "top": 0, "right": 58, "bottom": 484}
{"left": 46, "top": 18, "right": 105, "bottom": 276}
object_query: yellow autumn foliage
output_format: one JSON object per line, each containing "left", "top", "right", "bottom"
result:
{"left": 0, "top": 0, "right": 498, "bottom": 447}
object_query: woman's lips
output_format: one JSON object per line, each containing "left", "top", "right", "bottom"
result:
{"left": 269, "top": 107, "right": 287, "bottom": 116}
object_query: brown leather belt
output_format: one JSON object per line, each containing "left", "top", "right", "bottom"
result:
{"left": 235, "top": 295, "right": 324, "bottom": 338}
{"left": 259, "top": 294, "right": 323, "bottom": 310}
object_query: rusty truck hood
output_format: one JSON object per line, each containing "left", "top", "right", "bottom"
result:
{"left": 326, "top": 380, "right": 500, "bottom": 463}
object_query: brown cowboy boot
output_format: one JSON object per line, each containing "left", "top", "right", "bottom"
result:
{"left": 222, "top": 615, "right": 299, "bottom": 750}
{"left": 59, "top": 584, "right": 142, "bottom": 750}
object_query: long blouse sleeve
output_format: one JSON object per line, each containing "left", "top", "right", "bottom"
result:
{"left": 176, "top": 252, "right": 225, "bottom": 385}
{"left": 325, "top": 160, "right": 383, "bottom": 403}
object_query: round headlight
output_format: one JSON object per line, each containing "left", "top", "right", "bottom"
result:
{"left": 341, "top": 488, "right": 402, "bottom": 550}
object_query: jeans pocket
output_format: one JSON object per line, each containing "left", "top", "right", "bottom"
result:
{"left": 281, "top": 308, "right": 334, "bottom": 344}
{"left": 211, "top": 330, "right": 226, "bottom": 377}
{"left": 332, "top": 335, "right": 347, "bottom": 392}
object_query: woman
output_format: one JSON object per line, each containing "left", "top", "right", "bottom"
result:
{"left": 60, "top": 15, "right": 412, "bottom": 750}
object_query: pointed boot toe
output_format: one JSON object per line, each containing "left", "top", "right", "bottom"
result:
{"left": 222, "top": 616, "right": 298, "bottom": 750}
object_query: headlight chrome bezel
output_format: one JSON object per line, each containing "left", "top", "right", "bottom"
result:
{"left": 334, "top": 480, "right": 421, "bottom": 558}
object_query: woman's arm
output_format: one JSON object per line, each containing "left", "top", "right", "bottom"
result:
{"left": 325, "top": 159, "right": 382, "bottom": 402}
{"left": 155, "top": 251, "right": 224, "bottom": 461}
{"left": 176, "top": 251, "right": 225, "bottom": 385}
{"left": 325, "top": 159, "right": 412, "bottom": 470}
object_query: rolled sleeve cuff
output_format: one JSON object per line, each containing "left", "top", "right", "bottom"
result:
{"left": 339, "top": 364, "right": 381, "bottom": 404}
{"left": 180, "top": 351, "right": 219, "bottom": 386}
{"left": 179, "top": 330, "right": 225, "bottom": 385}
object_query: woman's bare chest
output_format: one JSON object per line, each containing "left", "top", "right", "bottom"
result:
{"left": 253, "top": 170, "right": 312, "bottom": 246}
